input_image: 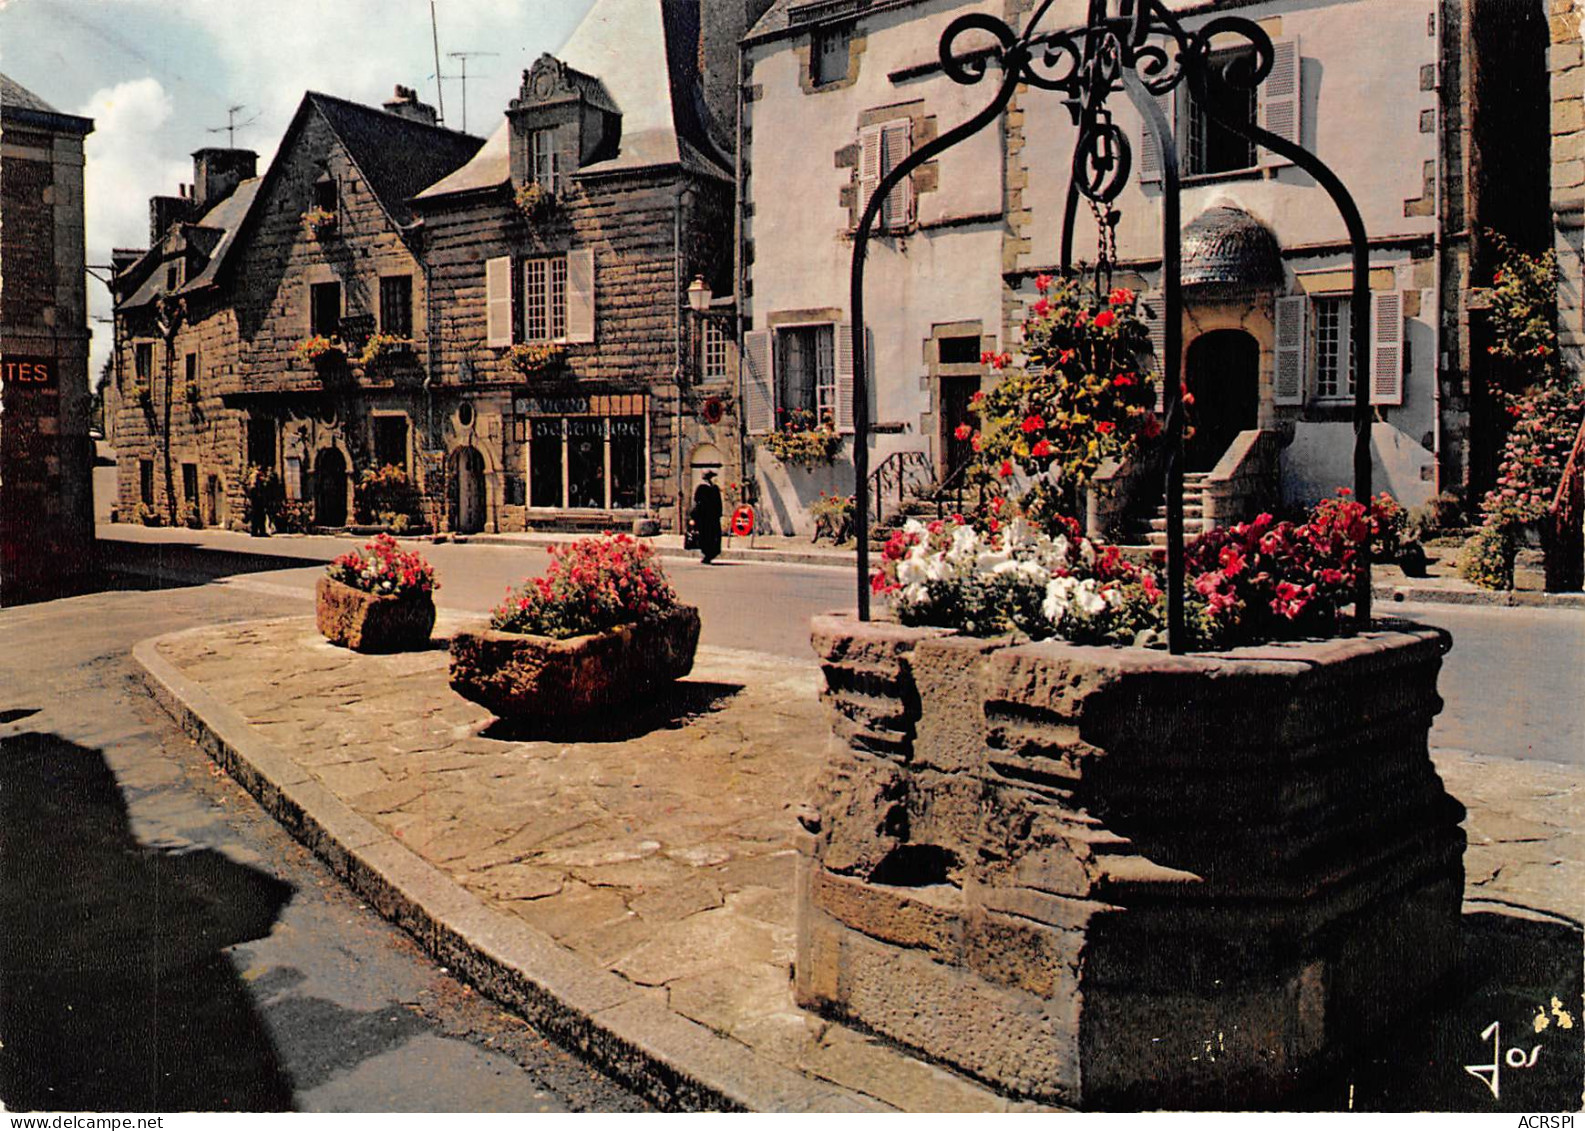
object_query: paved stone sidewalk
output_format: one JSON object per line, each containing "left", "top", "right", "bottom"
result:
{"left": 144, "top": 616, "right": 1020, "bottom": 1112}
{"left": 140, "top": 615, "right": 1585, "bottom": 1111}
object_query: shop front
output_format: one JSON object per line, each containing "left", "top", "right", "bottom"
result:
{"left": 513, "top": 392, "right": 650, "bottom": 516}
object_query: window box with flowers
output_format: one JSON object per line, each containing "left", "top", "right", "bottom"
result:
{"left": 295, "top": 334, "right": 346, "bottom": 371}
{"left": 301, "top": 207, "right": 338, "bottom": 239}
{"left": 508, "top": 341, "right": 567, "bottom": 378}
{"left": 513, "top": 182, "right": 558, "bottom": 222}
{"left": 316, "top": 534, "right": 438, "bottom": 652}
{"left": 794, "top": 273, "right": 1467, "bottom": 1110}
{"left": 357, "top": 332, "right": 414, "bottom": 371}
{"left": 449, "top": 533, "right": 700, "bottom": 720}
{"left": 763, "top": 408, "right": 844, "bottom": 469}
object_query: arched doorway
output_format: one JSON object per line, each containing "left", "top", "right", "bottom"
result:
{"left": 449, "top": 446, "right": 486, "bottom": 534}
{"left": 314, "top": 448, "right": 348, "bottom": 527}
{"left": 1184, "top": 330, "right": 1260, "bottom": 473}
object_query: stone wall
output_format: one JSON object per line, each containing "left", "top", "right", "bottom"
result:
{"left": 798, "top": 614, "right": 1466, "bottom": 1108}
{"left": 1552, "top": 0, "right": 1585, "bottom": 376}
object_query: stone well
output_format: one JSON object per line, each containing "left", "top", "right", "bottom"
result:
{"left": 796, "top": 614, "right": 1466, "bottom": 1109}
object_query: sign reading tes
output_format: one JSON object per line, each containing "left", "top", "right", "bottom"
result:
{"left": 1, "top": 357, "right": 58, "bottom": 389}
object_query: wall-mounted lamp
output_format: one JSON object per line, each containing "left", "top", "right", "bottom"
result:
{"left": 686, "top": 275, "right": 711, "bottom": 315}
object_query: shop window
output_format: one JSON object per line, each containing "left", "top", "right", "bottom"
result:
{"left": 1183, "top": 47, "right": 1257, "bottom": 176}
{"left": 811, "top": 25, "right": 851, "bottom": 86}
{"left": 380, "top": 275, "right": 413, "bottom": 339}
{"left": 310, "top": 281, "right": 341, "bottom": 339}
{"left": 139, "top": 459, "right": 154, "bottom": 505}
{"left": 522, "top": 399, "right": 648, "bottom": 511}
{"left": 374, "top": 415, "right": 410, "bottom": 472}
{"left": 778, "top": 325, "right": 837, "bottom": 426}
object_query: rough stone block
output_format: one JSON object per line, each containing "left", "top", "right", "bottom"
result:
{"left": 315, "top": 576, "right": 436, "bottom": 653}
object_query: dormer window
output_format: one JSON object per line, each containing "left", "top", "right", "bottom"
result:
{"left": 166, "top": 262, "right": 182, "bottom": 290}
{"left": 507, "top": 54, "right": 621, "bottom": 193}
{"left": 530, "top": 128, "right": 563, "bottom": 194}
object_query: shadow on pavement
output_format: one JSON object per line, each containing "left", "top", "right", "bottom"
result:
{"left": 1310, "top": 909, "right": 1584, "bottom": 1111}
{"left": 479, "top": 679, "right": 744, "bottom": 743}
{"left": 95, "top": 538, "right": 324, "bottom": 593}
{"left": 0, "top": 729, "right": 297, "bottom": 1111}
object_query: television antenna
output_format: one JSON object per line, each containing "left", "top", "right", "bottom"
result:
{"left": 206, "top": 104, "right": 258, "bottom": 148}
{"left": 447, "top": 51, "right": 498, "bottom": 133}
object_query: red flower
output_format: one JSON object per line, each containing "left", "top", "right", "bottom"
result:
{"left": 1074, "top": 311, "right": 1090, "bottom": 327}
{"left": 1108, "top": 287, "right": 1136, "bottom": 306}
{"left": 1093, "top": 309, "right": 1117, "bottom": 329}
{"left": 1031, "top": 439, "right": 1053, "bottom": 457}
{"left": 998, "top": 459, "right": 1014, "bottom": 478}
{"left": 1113, "top": 373, "right": 1135, "bottom": 387}
{"left": 1059, "top": 349, "right": 1076, "bottom": 364}
{"left": 954, "top": 423, "right": 973, "bottom": 440}
{"left": 969, "top": 390, "right": 985, "bottom": 405}
{"left": 1032, "top": 298, "right": 1052, "bottom": 318}
{"left": 1142, "top": 414, "right": 1162, "bottom": 439}
{"left": 1096, "top": 420, "right": 1116, "bottom": 435}
{"left": 1034, "top": 273, "right": 1054, "bottom": 293}
{"left": 1219, "top": 544, "right": 1247, "bottom": 576}
{"left": 1021, "top": 413, "right": 1045, "bottom": 433}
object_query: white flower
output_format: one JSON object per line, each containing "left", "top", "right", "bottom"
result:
{"left": 1051, "top": 534, "right": 1071, "bottom": 565}
{"left": 1075, "top": 578, "right": 1107, "bottom": 616}
{"left": 1104, "top": 585, "right": 1124, "bottom": 610}
{"left": 1079, "top": 539, "right": 1097, "bottom": 567}
{"left": 1042, "top": 576, "right": 1075, "bottom": 624}
{"left": 903, "top": 518, "right": 928, "bottom": 537}
{"left": 975, "top": 547, "right": 1012, "bottom": 575}
{"left": 897, "top": 556, "right": 929, "bottom": 586}
{"left": 950, "top": 524, "right": 979, "bottom": 557}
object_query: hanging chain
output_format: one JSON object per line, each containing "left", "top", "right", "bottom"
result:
{"left": 1088, "top": 196, "right": 1118, "bottom": 292}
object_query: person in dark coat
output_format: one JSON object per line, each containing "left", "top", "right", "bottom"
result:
{"left": 691, "top": 471, "right": 724, "bottom": 564}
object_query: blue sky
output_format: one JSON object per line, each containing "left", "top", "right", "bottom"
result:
{"left": 0, "top": 0, "right": 596, "bottom": 384}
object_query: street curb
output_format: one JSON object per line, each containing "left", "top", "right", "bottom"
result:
{"left": 463, "top": 532, "right": 854, "bottom": 570}
{"left": 132, "top": 626, "right": 890, "bottom": 1114}
{"left": 1373, "top": 583, "right": 1585, "bottom": 611}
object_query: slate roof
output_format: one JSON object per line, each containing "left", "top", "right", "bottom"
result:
{"left": 1181, "top": 205, "right": 1284, "bottom": 289}
{"left": 1, "top": 72, "right": 93, "bottom": 134}
{"left": 119, "top": 178, "right": 263, "bottom": 310}
{"left": 417, "top": 0, "right": 730, "bottom": 202}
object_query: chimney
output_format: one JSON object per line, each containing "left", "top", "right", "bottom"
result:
{"left": 191, "top": 147, "right": 258, "bottom": 211}
{"left": 111, "top": 247, "right": 146, "bottom": 279}
{"left": 149, "top": 194, "right": 194, "bottom": 242}
{"left": 383, "top": 84, "right": 438, "bottom": 126}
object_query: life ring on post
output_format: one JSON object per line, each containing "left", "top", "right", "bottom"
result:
{"left": 730, "top": 505, "right": 755, "bottom": 537}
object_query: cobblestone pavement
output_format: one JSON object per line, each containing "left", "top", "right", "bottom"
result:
{"left": 147, "top": 615, "right": 1585, "bottom": 1111}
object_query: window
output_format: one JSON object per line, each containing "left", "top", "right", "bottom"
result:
{"left": 703, "top": 320, "right": 730, "bottom": 381}
{"left": 166, "top": 263, "right": 182, "bottom": 291}
{"left": 858, "top": 119, "right": 914, "bottom": 232}
{"left": 182, "top": 463, "right": 200, "bottom": 509}
{"left": 133, "top": 342, "right": 153, "bottom": 385}
{"left": 529, "top": 128, "right": 562, "bottom": 194}
{"left": 1314, "top": 296, "right": 1356, "bottom": 400}
{"left": 523, "top": 256, "right": 568, "bottom": 342}
{"left": 374, "top": 416, "right": 409, "bottom": 472}
{"left": 310, "top": 282, "right": 341, "bottom": 338}
{"left": 184, "top": 352, "right": 197, "bottom": 390}
{"left": 380, "top": 275, "right": 413, "bottom": 339}
{"left": 313, "top": 177, "right": 337, "bottom": 214}
{"left": 1183, "top": 47, "right": 1257, "bottom": 176}
{"left": 139, "top": 459, "right": 154, "bottom": 505}
{"left": 778, "top": 325, "right": 837, "bottom": 426}
{"left": 937, "top": 335, "right": 981, "bottom": 366}
{"left": 811, "top": 25, "right": 851, "bottom": 85}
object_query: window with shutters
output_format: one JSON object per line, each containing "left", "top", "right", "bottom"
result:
{"left": 523, "top": 256, "right": 568, "bottom": 342}
{"left": 778, "top": 325, "right": 837, "bottom": 426}
{"left": 1183, "top": 47, "right": 1258, "bottom": 176}
{"left": 1313, "top": 296, "right": 1356, "bottom": 400}
{"left": 857, "top": 119, "right": 914, "bottom": 232}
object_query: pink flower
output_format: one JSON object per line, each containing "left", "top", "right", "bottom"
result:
{"left": 1108, "top": 287, "right": 1135, "bottom": 306}
{"left": 1032, "top": 298, "right": 1052, "bottom": 318}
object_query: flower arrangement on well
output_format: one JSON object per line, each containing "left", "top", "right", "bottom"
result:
{"left": 508, "top": 341, "right": 567, "bottom": 376}
{"left": 491, "top": 533, "right": 677, "bottom": 640}
{"left": 763, "top": 408, "right": 844, "bottom": 468}
{"left": 962, "top": 275, "right": 1159, "bottom": 497}
{"left": 301, "top": 207, "right": 338, "bottom": 239}
{"left": 326, "top": 534, "right": 437, "bottom": 600}
{"left": 294, "top": 334, "right": 345, "bottom": 366}
{"left": 357, "top": 332, "right": 412, "bottom": 368}
{"left": 871, "top": 489, "right": 1401, "bottom": 650}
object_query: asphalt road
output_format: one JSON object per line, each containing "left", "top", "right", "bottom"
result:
{"left": 0, "top": 580, "right": 650, "bottom": 1113}
{"left": 96, "top": 525, "right": 1585, "bottom": 769}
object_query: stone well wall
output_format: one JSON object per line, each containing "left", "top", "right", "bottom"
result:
{"left": 797, "top": 614, "right": 1466, "bottom": 1109}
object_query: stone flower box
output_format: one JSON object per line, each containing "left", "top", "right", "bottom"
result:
{"left": 797, "top": 613, "right": 1466, "bottom": 1110}
{"left": 448, "top": 604, "right": 700, "bottom": 719}
{"left": 315, "top": 575, "right": 436, "bottom": 653}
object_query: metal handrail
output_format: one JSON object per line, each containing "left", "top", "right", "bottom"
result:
{"left": 1546, "top": 410, "right": 1585, "bottom": 591}
{"left": 867, "top": 449, "right": 933, "bottom": 528}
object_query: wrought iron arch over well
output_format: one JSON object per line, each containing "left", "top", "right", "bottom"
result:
{"left": 849, "top": 0, "right": 1374, "bottom": 653}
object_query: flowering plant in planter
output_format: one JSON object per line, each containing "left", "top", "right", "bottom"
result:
{"left": 508, "top": 341, "right": 567, "bottom": 377}
{"left": 357, "top": 332, "right": 412, "bottom": 368}
{"left": 353, "top": 464, "right": 422, "bottom": 527}
{"left": 962, "top": 275, "right": 1159, "bottom": 495}
{"left": 810, "top": 491, "right": 855, "bottom": 544}
{"left": 763, "top": 408, "right": 844, "bottom": 468}
{"left": 492, "top": 533, "right": 677, "bottom": 639}
{"left": 294, "top": 334, "right": 345, "bottom": 366}
{"left": 513, "top": 182, "right": 556, "bottom": 220}
{"left": 326, "top": 533, "right": 437, "bottom": 599}
{"left": 301, "top": 207, "right": 338, "bottom": 239}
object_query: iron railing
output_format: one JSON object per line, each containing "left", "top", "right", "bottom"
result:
{"left": 867, "top": 449, "right": 934, "bottom": 528}
{"left": 1547, "top": 411, "right": 1585, "bottom": 592}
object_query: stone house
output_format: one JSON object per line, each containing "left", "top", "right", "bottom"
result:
{"left": 738, "top": 0, "right": 1552, "bottom": 536}
{"left": 411, "top": 0, "right": 762, "bottom": 534}
{"left": 111, "top": 88, "right": 483, "bottom": 530}
{"left": 0, "top": 74, "right": 95, "bottom": 604}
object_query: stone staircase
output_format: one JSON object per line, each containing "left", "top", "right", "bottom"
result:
{"left": 1121, "top": 471, "right": 1212, "bottom": 550}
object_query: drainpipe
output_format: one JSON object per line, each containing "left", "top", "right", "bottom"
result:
{"left": 674, "top": 182, "right": 688, "bottom": 533}
{"left": 734, "top": 42, "right": 748, "bottom": 507}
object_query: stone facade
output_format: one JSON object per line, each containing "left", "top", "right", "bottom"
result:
{"left": 1552, "top": 0, "right": 1584, "bottom": 373}
{"left": 0, "top": 75, "right": 95, "bottom": 604}
{"left": 799, "top": 613, "right": 1466, "bottom": 1108}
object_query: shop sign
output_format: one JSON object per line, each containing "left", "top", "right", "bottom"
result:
{"left": 1, "top": 356, "right": 57, "bottom": 390}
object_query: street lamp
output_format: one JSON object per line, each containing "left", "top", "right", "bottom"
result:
{"left": 686, "top": 275, "right": 711, "bottom": 315}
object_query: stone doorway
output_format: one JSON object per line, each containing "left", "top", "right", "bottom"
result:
{"left": 938, "top": 376, "right": 978, "bottom": 481}
{"left": 449, "top": 446, "right": 486, "bottom": 534}
{"left": 1184, "top": 329, "right": 1260, "bottom": 473}
{"left": 314, "top": 448, "right": 348, "bottom": 527}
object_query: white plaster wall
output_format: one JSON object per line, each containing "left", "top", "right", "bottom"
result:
{"left": 1280, "top": 421, "right": 1436, "bottom": 510}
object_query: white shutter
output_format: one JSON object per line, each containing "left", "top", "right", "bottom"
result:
{"left": 565, "top": 248, "right": 595, "bottom": 344}
{"left": 880, "top": 119, "right": 913, "bottom": 231}
{"left": 743, "top": 329, "right": 774, "bottom": 435}
{"left": 1138, "top": 93, "right": 1173, "bottom": 184}
{"left": 857, "top": 124, "right": 882, "bottom": 228}
{"left": 1274, "top": 295, "right": 1307, "bottom": 405}
{"left": 1370, "top": 290, "right": 1404, "bottom": 406}
{"left": 835, "top": 322, "right": 856, "bottom": 433}
{"left": 1141, "top": 293, "right": 1167, "bottom": 412}
{"left": 485, "top": 256, "right": 512, "bottom": 347}
{"left": 1258, "top": 37, "right": 1301, "bottom": 167}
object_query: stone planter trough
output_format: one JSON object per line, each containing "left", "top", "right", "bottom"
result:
{"left": 448, "top": 604, "right": 700, "bottom": 719}
{"left": 798, "top": 612, "right": 1466, "bottom": 1109}
{"left": 315, "top": 575, "right": 436, "bottom": 653}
